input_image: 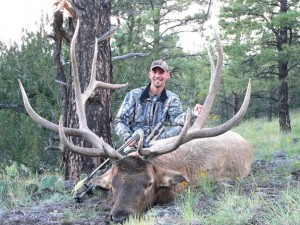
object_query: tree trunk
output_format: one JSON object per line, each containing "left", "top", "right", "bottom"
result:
{"left": 220, "top": 80, "right": 229, "bottom": 123}
{"left": 267, "top": 88, "right": 273, "bottom": 122}
{"left": 277, "top": 0, "right": 291, "bottom": 133}
{"left": 232, "top": 91, "right": 239, "bottom": 116}
{"left": 52, "top": 11, "right": 69, "bottom": 128}
{"left": 61, "top": 1, "right": 113, "bottom": 180}
{"left": 278, "top": 77, "right": 291, "bottom": 132}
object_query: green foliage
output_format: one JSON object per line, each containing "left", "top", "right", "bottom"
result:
{"left": 0, "top": 180, "right": 8, "bottom": 199}
{"left": 198, "top": 176, "right": 213, "bottom": 196}
{"left": 178, "top": 188, "right": 200, "bottom": 224}
{"left": 219, "top": 0, "right": 300, "bottom": 127}
{"left": 5, "top": 163, "right": 18, "bottom": 177}
{"left": 0, "top": 15, "right": 60, "bottom": 171}
{"left": 40, "top": 175, "right": 58, "bottom": 190}
{"left": 271, "top": 10, "right": 300, "bottom": 27}
{"left": 233, "top": 109, "right": 300, "bottom": 161}
{"left": 203, "top": 191, "right": 259, "bottom": 224}
{"left": 0, "top": 162, "right": 68, "bottom": 210}
{"left": 24, "top": 182, "right": 39, "bottom": 195}
{"left": 263, "top": 188, "right": 300, "bottom": 224}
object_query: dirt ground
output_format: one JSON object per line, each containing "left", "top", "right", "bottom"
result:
{"left": 1, "top": 154, "right": 299, "bottom": 225}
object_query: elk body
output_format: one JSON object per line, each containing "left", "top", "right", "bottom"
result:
{"left": 19, "top": 19, "right": 253, "bottom": 223}
{"left": 91, "top": 131, "right": 252, "bottom": 222}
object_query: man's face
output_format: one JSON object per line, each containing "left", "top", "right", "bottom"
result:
{"left": 148, "top": 67, "right": 170, "bottom": 88}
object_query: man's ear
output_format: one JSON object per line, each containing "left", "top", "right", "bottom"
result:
{"left": 166, "top": 72, "right": 170, "bottom": 79}
{"left": 156, "top": 166, "right": 189, "bottom": 187}
{"left": 90, "top": 169, "right": 113, "bottom": 189}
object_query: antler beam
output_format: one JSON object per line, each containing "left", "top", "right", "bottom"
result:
{"left": 19, "top": 19, "right": 127, "bottom": 160}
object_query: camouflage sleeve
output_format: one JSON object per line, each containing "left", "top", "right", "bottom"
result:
{"left": 169, "top": 95, "right": 196, "bottom": 126}
{"left": 174, "top": 110, "right": 197, "bottom": 126}
{"left": 167, "top": 95, "right": 184, "bottom": 126}
{"left": 114, "top": 92, "right": 136, "bottom": 141}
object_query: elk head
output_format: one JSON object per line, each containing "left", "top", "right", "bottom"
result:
{"left": 19, "top": 19, "right": 251, "bottom": 223}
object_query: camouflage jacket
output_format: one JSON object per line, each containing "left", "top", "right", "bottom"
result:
{"left": 114, "top": 84, "right": 186, "bottom": 141}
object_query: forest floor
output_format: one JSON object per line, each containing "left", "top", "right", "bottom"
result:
{"left": 1, "top": 152, "right": 300, "bottom": 225}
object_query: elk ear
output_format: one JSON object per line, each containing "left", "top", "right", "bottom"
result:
{"left": 159, "top": 169, "right": 189, "bottom": 187}
{"left": 90, "top": 170, "right": 113, "bottom": 189}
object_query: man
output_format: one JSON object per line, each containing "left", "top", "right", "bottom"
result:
{"left": 114, "top": 59, "right": 202, "bottom": 149}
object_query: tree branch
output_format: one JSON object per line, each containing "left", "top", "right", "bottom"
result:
{"left": 112, "top": 52, "right": 149, "bottom": 61}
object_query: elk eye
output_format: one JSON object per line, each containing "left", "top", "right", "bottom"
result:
{"left": 147, "top": 182, "right": 153, "bottom": 188}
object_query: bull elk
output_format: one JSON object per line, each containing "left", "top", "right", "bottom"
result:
{"left": 19, "top": 19, "right": 253, "bottom": 223}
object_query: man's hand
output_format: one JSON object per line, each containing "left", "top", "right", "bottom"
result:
{"left": 127, "top": 129, "right": 143, "bottom": 147}
{"left": 128, "top": 140, "right": 137, "bottom": 147}
{"left": 193, "top": 104, "right": 202, "bottom": 117}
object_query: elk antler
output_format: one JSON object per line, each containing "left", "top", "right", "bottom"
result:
{"left": 138, "top": 109, "right": 191, "bottom": 159}
{"left": 191, "top": 30, "right": 223, "bottom": 131}
{"left": 18, "top": 19, "right": 127, "bottom": 160}
{"left": 138, "top": 30, "right": 251, "bottom": 159}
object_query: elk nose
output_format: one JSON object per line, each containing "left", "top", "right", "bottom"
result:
{"left": 110, "top": 209, "right": 129, "bottom": 223}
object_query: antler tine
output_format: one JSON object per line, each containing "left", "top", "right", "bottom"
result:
{"left": 58, "top": 116, "right": 122, "bottom": 159}
{"left": 70, "top": 19, "right": 87, "bottom": 129}
{"left": 19, "top": 79, "right": 80, "bottom": 136}
{"left": 184, "top": 79, "right": 251, "bottom": 142}
{"left": 19, "top": 79, "right": 60, "bottom": 132}
{"left": 139, "top": 109, "right": 191, "bottom": 159}
{"left": 19, "top": 18, "right": 125, "bottom": 160}
{"left": 96, "top": 17, "right": 121, "bottom": 43}
{"left": 134, "top": 129, "right": 145, "bottom": 153}
{"left": 207, "top": 46, "right": 216, "bottom": 93}
{"left": 58, "top": 116, "right": 105, "bottom": 156}
{"left": 82, "top": 36, "right": 128, "bottom": 105}
{"left": 190, "top": 30, "right": 223, "bottom": 131}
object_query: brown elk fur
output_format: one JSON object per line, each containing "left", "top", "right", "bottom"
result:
{"left": 155, "top": 130, "right": 253, "bottom": 182}
{"left": 91, "top": 130, "right": 253, "bottom": 221}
